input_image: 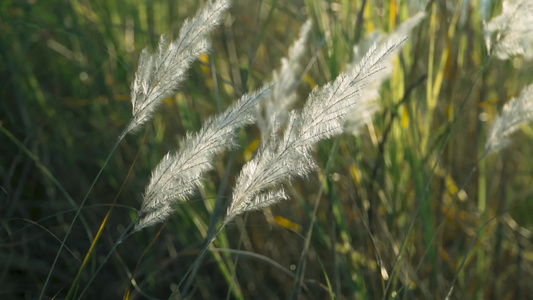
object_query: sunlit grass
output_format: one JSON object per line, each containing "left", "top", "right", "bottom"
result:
{"left": 1, "top": 0, "right": 533, "bottom": 299}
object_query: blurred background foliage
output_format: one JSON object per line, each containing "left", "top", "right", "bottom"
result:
{"left": 1, "top": 0, "right": 533, "bottom": 299}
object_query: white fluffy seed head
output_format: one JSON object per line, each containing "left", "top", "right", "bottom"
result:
{"left": 345, "top": 12, "right": 425, "bottom": 135}
{"left": 135, "top": 85, "right": 271, "bottom": 231}
{"left": 485, "top": 84, "right": 533, "bottom": 155}
{"left": 256, "top": 20, "right": 312, "bottom": 141}
{"left": 484, "top": 0, "right": 533, "bottom": 60}
{"left": 125, "top": 0, "right": 231, "bottom": 135}
{"left": 225, "top": 37, "right": 406, "bottom": 224}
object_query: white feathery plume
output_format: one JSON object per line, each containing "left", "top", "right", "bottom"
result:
{"left": 124, "top": 0, "right": 231, "bottom": 135}
{"left": 484, "top": 0, "right": 533, "bottom": 60}
{"left": 225, "top": 38, "right": 406, "bottom": 223}
{"left": 256, "top": 20, "right": 312, "bottom": 140}
{"left": 135, "top": 85, "right": 271, "bottom": 231}
{"left": 485, "top": 83, "right": 533, "bottom": 155}
{"left": 345, "top": 12, "right": 425, "bottom": 134}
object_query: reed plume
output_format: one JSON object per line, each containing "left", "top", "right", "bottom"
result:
{"left": 485, "top": 83, "right": 533, "bottom": 155}
{"left": 135, "top": 85, "right": 271, "bottom": 231}
{"left": 255, "top": 20, "right": 312, "bottom": 140}
{"left": 225, "top": 37, "right": 406, "bottom": 223}
{"left": 484, "top": 0, "right": 533, "bottom": 60}
{"left": 124, "top": 0, "right": 231, "bottom": 136}
{"left": 345, "top": 12, "right": 425, "bottom": 134}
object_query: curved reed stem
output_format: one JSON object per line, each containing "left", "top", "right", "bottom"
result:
{"left": 40, "top": 119, "right": 131, "bottom": 300}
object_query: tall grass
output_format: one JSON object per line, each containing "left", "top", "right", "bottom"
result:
{"left": 1, "top": 0, "right": 533, "bottom": 299}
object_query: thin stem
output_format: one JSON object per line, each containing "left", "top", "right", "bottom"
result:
{"left": 66, "top": 127, "right": 147, "bottom": 299}
{"left": 171, "top": 225, "right": 225, "bottom": 299}
{"left": 40, "top": 119, "right": 131, "bottom": 300}
{"left": 382, "top": 53, "right": 492, "bottom": 299}
{"left": 77, "top": 216, "right": 139, "bottom": 299}
{"left": 0, "top": 125, "right": 96, "bottom": 242}
{"left": 444, "top": 214, "right": 499, "bottom": 299}
{"left": 291, "top": 139, "right": 339, "bottom": 299}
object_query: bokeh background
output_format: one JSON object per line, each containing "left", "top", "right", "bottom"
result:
{"left": 1, "top": 0, "right": 533, "bottom": 299}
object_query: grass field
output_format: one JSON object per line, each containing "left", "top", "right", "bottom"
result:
{"left": 1, "top": 0, "right": 533, "bottom": 299}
